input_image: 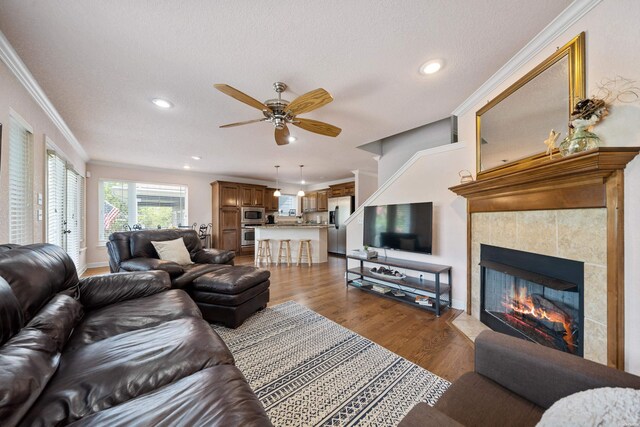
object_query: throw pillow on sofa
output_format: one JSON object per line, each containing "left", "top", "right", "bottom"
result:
{"left": 151, "top": 238, "right": 193, "bottom": 265}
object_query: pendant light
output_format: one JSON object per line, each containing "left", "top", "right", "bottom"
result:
{"left": 297, "top": 165, "right": 305, "bottom": 197}
{"left": 273, "top": 166, "right": 281, "bottom": 197}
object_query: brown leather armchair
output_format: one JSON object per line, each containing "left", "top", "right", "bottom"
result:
{"left": 107, "top": 229, "right": 235, "bottom": 288}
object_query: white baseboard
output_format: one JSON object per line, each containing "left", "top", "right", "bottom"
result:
{"left": 451, "top": 298, "right": 466, "bottom": 311}
{"left": 86, "top": 261, "right": 109, "bottom": 269}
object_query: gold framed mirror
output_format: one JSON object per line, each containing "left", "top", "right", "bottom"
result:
{"left": 476, "top": 32, "right": 585, "bottom": 177}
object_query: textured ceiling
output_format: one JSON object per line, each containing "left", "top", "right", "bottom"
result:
{"left": 0, "top": 0, "right": 570, "bottom": 184}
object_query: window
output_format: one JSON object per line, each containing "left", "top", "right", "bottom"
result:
{"left": 47, "top": 149, "right": 84, "bottom": 267}
{"left": 99, "top": 180, "right": 188, "bottom": 241}
{"left": 278, "top": 194, "right": 297, "bottom": 216}
{"left": 8, "top": 113, "right": 34, "bottom": 245}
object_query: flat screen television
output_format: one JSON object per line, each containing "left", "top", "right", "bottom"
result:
{"left": 363, "top": 202, "right": 433, "bottom": 254}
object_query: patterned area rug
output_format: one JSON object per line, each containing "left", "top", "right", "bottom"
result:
{"left": 212, "top": 301, "right": 450, "bottom": 426}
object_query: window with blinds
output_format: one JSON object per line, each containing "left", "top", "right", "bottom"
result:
{"left": 47, "top": 149, "right": 84, "bottom": 267}
{"left": 8, "top": 115, "right": 34, "bottom": 245}
{"left": 99, "top": 180, "right": 188, "bottom": 241}
{"left": 47, "top": 151, "right": 66, "bottom": 247}
{"left": 66, "top": 169, "right": 81, "bottom": 266}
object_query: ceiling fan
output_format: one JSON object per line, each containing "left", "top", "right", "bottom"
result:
{"left": 214, "top": 82, "right": 342, "bottom": 145}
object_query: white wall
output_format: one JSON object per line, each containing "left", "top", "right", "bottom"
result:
{"left": 346, "top": 143, "right": 473, "bottom": 310}
{"left": 377, "top": 118, "right": 452, "bottom": 185}
{"left": 346, "top": 0, "right": 640, "bottom": 373}
{"left": 85, "top": 161, "right": 292, "bottom": 267}
{"left": 455, "top": 0, "right": 640, "bottom": 374}
{"left": 0, "top": 48, "right": 87, "bottom": 268}
{"left": 354, "top": 170, "right": 378, "bottom": 208}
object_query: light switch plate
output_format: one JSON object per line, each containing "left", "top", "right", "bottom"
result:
{"left": 37, "top": 193, "right": 43, "bottom": 205}
{"left": 37, "top": 209, "right": 43, "bottom": 221}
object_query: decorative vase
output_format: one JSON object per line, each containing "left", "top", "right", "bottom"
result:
{"left": 559, "top": 125, "right": 600, "bottom": 157}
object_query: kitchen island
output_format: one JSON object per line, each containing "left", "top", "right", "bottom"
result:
{"left": 254, "top": 225, "right": 329, "bottom": 264}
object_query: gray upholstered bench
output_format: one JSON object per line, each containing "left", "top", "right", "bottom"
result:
{"left": 189, "top": 266, "right": 270, "bottom": 328}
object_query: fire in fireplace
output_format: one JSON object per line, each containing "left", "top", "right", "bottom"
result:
{"left": 480, "top": 245, "right": 584, "bottom": 356}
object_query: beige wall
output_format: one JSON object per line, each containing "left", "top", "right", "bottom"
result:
{"left": 454, "top": 0, "right": 640, "bottom": 373}
{"left": 85, "top": 161, "right": 294, "bottom": 266}
{"left": 346, "top": 0, "right": 640, "bottom": 373}
{"left": 346, "top": 143, "right": 473, "bottom": 310}
{"left": 0, "top": 57, "right": 86, "bottom": 261}
{"left": 354, "top": 170, "right": 378, "bottom": 208}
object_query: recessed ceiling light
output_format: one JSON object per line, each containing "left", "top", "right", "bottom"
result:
{"left": 419, "top": 60, "right": 443, "bottom": 75}
{"left": 183, "top": 165, "right": 191, "bottom": 169}
{"left": 191, "top": 156, "right": 201, "bottom": 160}
{"left": 288, "top": 136, "right": 297, "bottom": 143}
{"left": 152, "top": 98, "right": 173, "bottom": 109}
{"left": 301, "top": 180, "right": 306, "bottom": 184}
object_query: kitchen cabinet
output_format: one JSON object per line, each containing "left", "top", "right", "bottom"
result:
{"left": 219, "top": 208, "right": 239, "bottom": 252}
{"left": 329, "top": 182, "right": 355, "bottom": 198}
{"left": 264, "top": 188, "right": 279, "bottom": 211}
{"left": 241, "top": 185, "right": 266, "bottom": 207}
{"left": 212, "top": 181, "right": 266, "bottom": 253}
{"left": 220, "top": 183, "right": 239, "bottom": 207}
{"left": 302, "top": 189, "right": 329, "bottom": 212}
{"left": 302, "top": 191, "right": 318, "bottom": 213}
{"left": 317, "top": 190, "right": 328, "bottom": 211}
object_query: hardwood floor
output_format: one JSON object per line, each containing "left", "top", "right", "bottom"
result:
{"left": 83, "top": 254, "right": 474, "bottom": 382}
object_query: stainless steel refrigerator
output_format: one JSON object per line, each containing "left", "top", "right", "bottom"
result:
{"left": 328, "top": 196, "right": 355, "bottom": 255}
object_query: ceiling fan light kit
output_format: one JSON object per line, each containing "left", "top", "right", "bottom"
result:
{"left": 214, "top": 82, "right": 342, "bottom": 146}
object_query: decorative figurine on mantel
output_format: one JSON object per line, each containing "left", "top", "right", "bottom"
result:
{"left": 559, "top": 98, "right": 608, "bottom": 157}
{"left": 559, "top": 76, "right": 639, "bottom": 157}
{"left": 543, "top": 129, "right": 560, "bottom": 159}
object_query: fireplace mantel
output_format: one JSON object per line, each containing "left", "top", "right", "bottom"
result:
{"left": 450, "top": 147, "right": 640, "bottom": 369}
{"left": 450, "top": 148, "right": 640, "bottom": 213}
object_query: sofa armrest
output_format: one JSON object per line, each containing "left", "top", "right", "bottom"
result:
{"left": 398, "top": 403, "right": 463, "bottom": 427}
{"left": 192, "top": 248, "right": 235, "bottom": 265}
{"left": 120, "top": 257, "right": 184, "bottom": 278}
{"left": 79, "top": 271, "right": 171, "bottom": 309}
{"left": 475, "top": 330, "right": 640, "bottom": 409}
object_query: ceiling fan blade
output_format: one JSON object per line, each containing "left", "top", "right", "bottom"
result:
{"left": 286, "top": 88, "right": 333, "bottom": 115}
{"left": 292, "top": 118, "right": 341, "bottom": 137}
{"left": 214, "top": 84, "right": 271, "bottom": 111}
{"left": 275, "top": 125, "right": 290, "bottom": 146}
{"left": 219, "top": 118, "right": 267, "bottom": 128}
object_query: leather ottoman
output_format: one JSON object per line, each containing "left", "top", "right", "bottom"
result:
{"left": 189, "top": 265, "right": 270, "bottom": 328}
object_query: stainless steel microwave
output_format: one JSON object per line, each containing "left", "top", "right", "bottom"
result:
{"left": 241, "top": 207, "right": 265, "bottom": 223}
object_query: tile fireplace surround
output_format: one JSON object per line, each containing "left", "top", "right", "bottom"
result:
{"left": 450, "top": 147, "right": 640, "bottom": 369}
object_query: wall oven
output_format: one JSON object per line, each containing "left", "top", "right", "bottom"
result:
{"left": 241, "top": 207, "right": 265, "bottom": 223}
{"left": 240, "top": 223, "right": 261, "bottom": 246}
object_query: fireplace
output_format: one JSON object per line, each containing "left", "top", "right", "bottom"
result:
{"left": 480, "top": 244, "right": 584, "bottom": 356}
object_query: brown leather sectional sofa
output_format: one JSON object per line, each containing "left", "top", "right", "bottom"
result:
{"left": 0, "top": 244, "right": 272, "bottom": 426}
{"left": 399, "top": 330, "right": 640, "bottom": 426}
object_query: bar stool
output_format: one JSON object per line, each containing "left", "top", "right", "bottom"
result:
{"left": 296, "top": 239, "right": 312, "bottom": 266}
{"left": 276, "top": 239, "right": 292, "bottom": 266}
{"left": 255, "top": 239, "right": 272, "bottom": 266}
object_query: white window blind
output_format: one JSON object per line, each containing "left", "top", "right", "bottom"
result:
{"left": 79, "top": 176, "right": 85, "bottom": 244}
{"left": 46, "top": 149, "right": 84, "bottom": 268}
{"left": 47, "top": 151, "right": 66, "bottom": 247}
{"left": 66, "top": 169, "right": 81, "bottom": 267}
{"left": 8, "top": 115, "right": 34, "bottom": 245}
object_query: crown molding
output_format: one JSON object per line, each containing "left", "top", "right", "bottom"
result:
{"left": 451, "top": 0, "right": 602, "bottom": 117}
{"left": 0, "top": 30, "right": 89, "bottom": 161}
